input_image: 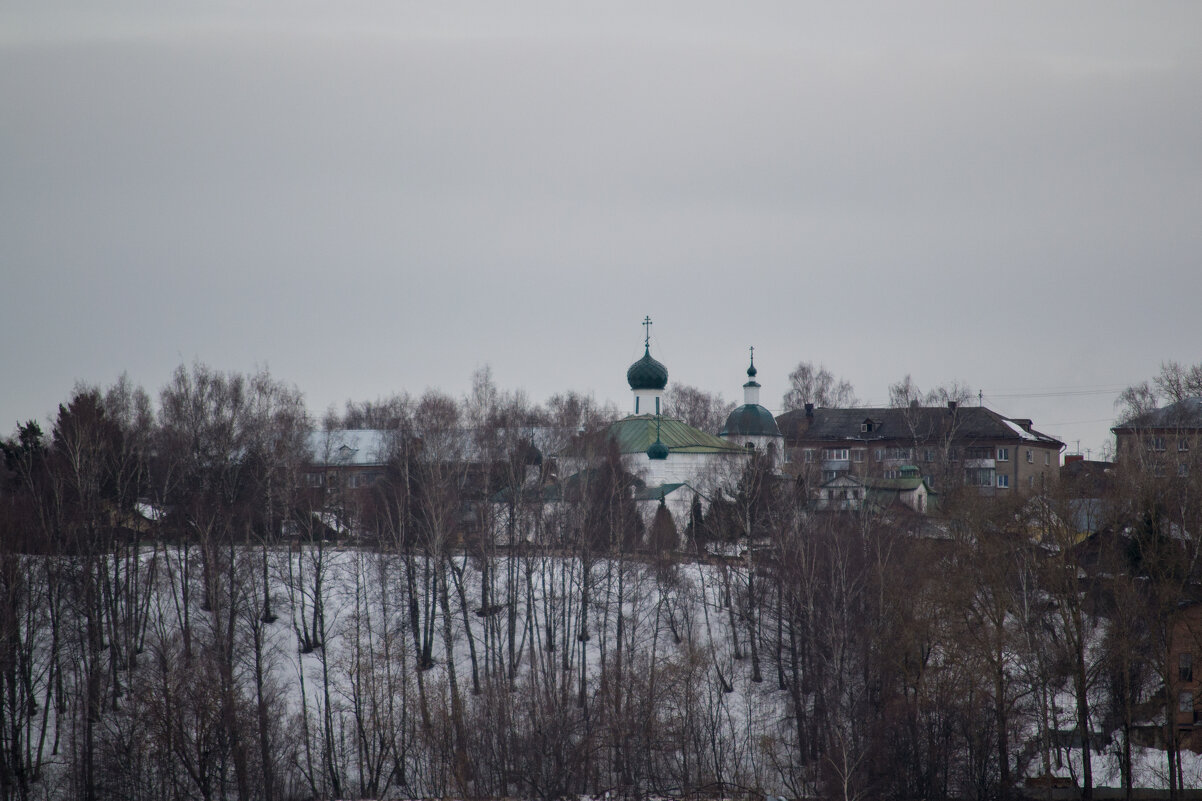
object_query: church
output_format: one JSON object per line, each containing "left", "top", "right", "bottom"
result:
{"left": 567, "top": 318, "right": 784, "bottom": 531}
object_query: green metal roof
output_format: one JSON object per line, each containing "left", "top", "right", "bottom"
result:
{"left": 634, "top": 483, "right": 686, "bottom": 501}
{"left": 721, "top": 404, "right": 781, "bottom": 438}
{"left": 863, "top": 477, "right": 927, "bottom": 491}
{"left": 608, "top": 415, "right": 747, "bottom": 455}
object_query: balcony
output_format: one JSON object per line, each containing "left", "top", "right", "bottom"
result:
{"left": 965, "top": 458, "right": 996, "bottom": 469}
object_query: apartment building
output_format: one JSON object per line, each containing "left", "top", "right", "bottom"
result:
{"left": 1112, "top": 397, "right": 1202, "bottom": 478}
{"left": 777, "top": 401, "right": 1063, "bottom": 493}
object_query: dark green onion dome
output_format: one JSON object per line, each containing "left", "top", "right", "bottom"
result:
{"left": 746, "top": 361, "right": 757, "bottom": 380}
{"left": 627, "top": 346, "right": 669, "bottom": 391}
{"left": 646, "top": 438, "right": 670, "bottom": 460}
{"left": 721, "top": 404, "right": 782, "bottom": 438}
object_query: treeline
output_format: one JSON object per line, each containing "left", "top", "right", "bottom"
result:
{"left": 1, "top": 364, "right": 1201, "bottom": 801}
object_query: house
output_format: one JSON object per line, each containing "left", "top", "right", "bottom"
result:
{"left": 304, "top": 426, "right": 553, "bottom": 541}
{"left": 1112, "top": 397, "right": 1202, "bottom": 479}
{"left": 305, "top": 429, "right": 391, "bottom": 490}
{"left": 1169, "top": 601, "right": 1202, "bottom": 752}
{"left": 813, "top": 466, "right": 935, "bottom": 514}
{"left": 776, "top": 401, "right": 1063, "bottom": 494}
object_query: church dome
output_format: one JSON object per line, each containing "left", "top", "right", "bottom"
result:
{"left": 720, "top": 404, "right": 782, "bottom": 438}
{"left": 627, "top": 347, "right": 669, "bottom": 391}
{"left": 646, "top": 438, "right": 670, "bottom": 460}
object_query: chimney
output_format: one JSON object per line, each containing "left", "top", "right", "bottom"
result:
{"left": 805, "top": 402, "right": 814, "bottom": 418}
{"left": 948, "top": 401, "right": 958, "bottom": 415}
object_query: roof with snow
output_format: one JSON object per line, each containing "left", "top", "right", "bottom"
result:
{"left": 307, "top": 430, "right": 390, "bottom": 467}
{"left": 1112, "top": 397, "right": 1202, "bottom": 432}
{"left": 308, "top": 426, "right": 572, "bottom": 467}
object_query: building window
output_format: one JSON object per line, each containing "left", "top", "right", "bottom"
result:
{"left": 965, "top": 468, "right": 995, "bottom": 487}
{"left": 853, "top": 449, "right": 865, "bottom": 463}
{"left": 804, "top": 449, "right": 815, "bottom": 463}
{"left": 1181, "top": 652, "right": 1194, "bottom": 682}
{"left": 874, "top": 449, "right": 884, "bottom": 461}
{"left": 305, "top": 472, "right": 324, "bottom": 487}
{"left": 1029, "top": 476, "right": 1035, "bottom": 488}
{"left": 1045, "top": 452, "right": 1050, "bottom": 466}
{"left": 1179, "top": 463, "right": 1190, "bottom": 478}
{"left": 1180, "top": 691, "right": 1194, "bottom": 714}
{"left": 997, "top": 447, "right": 1010, "bottom": 462}
{"left": 1149, "top": 436, "right": 1166, "bottom": 452}
{"left": 1181, "top": 438, "right": 1191, "bottom": 452}
{"left": 923, "top": 448, "right": 935, "bottom": 463}
{"left": 824, "top": 448, "right": 850, "bottom": 461}
{"left": 1026, "top": 449, "right": 1033, "bottom": 463}
{"left": 997, "top": 474, "right": 1009, "bottom": 488}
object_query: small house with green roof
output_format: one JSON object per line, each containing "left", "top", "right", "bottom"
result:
{"left": 814, "top": 465, "right": 936, "bottom": 514}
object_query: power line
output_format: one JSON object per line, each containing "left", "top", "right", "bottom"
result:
{"left": 983, "top": 388, "right": 1127, "bottom": 400}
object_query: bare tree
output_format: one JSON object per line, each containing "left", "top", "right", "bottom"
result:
{"left": 1154, "top": 361, "right": 1202, "bottom": 404}
{"left": 664, "top": 384, "right": 734, "bottom": 435}
{"left": 1116, "top": 360, "right": 1202, "bottom": 423}
{"left": 1115, "top": 382, "right": 1159, "bottom": 424}
{"left": 781, "top": 362, "right": 857, "bottom": 411}
{"left": 888, "top": 375, "right": 973, "bottom": 408}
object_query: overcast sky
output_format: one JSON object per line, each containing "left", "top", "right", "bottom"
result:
{"left": 2, "top": 2, "right": 1200, "bottom": 457}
